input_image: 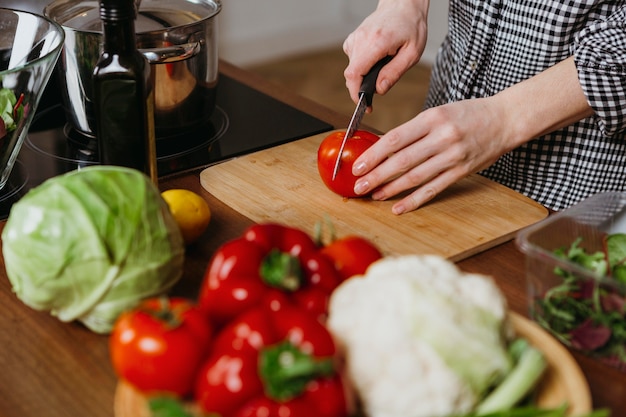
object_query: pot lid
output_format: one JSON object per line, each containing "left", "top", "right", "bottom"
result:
{"left": 45, "top": 0, "right": 221, "bottom": 33}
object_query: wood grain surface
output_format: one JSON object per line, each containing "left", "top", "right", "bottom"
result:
{"left": 200, "top": 131, "right": 548, "bottom": 261}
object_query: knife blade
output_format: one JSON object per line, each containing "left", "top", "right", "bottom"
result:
{"left": 332, "top": 55, "right": 392, "bottom": 181}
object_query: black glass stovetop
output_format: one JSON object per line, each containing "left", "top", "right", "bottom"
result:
{"left": 0, "top": 74, "right": 333, "bottom": 220}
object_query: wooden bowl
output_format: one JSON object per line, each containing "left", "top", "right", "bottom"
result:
{"left": 114, "top": 312, "right": 592, "bottom": 417}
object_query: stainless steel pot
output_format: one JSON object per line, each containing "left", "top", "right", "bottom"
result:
{"left": 44, "top": 0, "right": 221, "bottom": 138}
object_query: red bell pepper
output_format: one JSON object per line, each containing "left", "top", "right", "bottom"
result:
{"left": 198, "top": 223, "right": 342, "bottom": 326}
{"left": 194, "top": 304, "right": 349, "bottom": 417}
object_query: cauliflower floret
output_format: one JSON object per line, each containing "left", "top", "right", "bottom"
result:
{"left": 327, "top": 255, "right": 513, "bottom": 417}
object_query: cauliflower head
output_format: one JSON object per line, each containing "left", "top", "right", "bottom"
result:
{"left": 327, "top": 255, "right": 513, "bottom": 417}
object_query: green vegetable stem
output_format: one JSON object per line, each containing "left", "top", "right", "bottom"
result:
{"left": 475, "top": 339, "right": 546, "bottom": 415}
{"left": 453, "top": 338, "right": 611, "bottom": 417}
{"left": 149, "top": 397, "right": 194, "bottom": 417}
{"left": 462, "top": 405, "right": 610, "bottom": 417}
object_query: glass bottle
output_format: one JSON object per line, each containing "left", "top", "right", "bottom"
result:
{"left": 92, "top": 0, "right": 157, "bottom": 184}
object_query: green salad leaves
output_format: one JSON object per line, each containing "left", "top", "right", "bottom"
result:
{"left": 2, "top": 166, "right": 185, "bottom": 334}
{"left": 0, "top": 88, "right": 22, "bottom": 138}
{"left": 535, "top": 234, "right": 626, "bottom": 369}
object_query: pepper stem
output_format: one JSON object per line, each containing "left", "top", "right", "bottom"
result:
{"left": 260, "top": 249, "right": 303, "bottom": 291}
{"left": 313, "top": 215, "right": 338, "bottom": 247}
{"left": 259, "top": 341, "right": 335, "bottom": 401}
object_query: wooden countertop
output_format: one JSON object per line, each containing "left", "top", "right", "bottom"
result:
{"left": 1, "top": 61, "right": 624, "bottom": 417}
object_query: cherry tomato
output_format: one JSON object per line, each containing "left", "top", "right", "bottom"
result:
{"left": 109, "top": 297, "right": 213, "bottom": 397}
{"left": 320, "top": 235, "right": 383, "bottom": 280}
{"left": 317, "top": 130, "right": 379, "bottom": 198}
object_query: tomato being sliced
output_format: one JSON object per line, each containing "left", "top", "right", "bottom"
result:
{"left": 317, "top": 130, "right": 379, "bottom": 198}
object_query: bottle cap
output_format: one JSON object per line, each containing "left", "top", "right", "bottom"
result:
{"left": 99, "top": 0, "right": 137, "bottom": 21}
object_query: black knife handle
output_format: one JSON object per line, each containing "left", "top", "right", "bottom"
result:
{"left": 359, "top": 55, "right": 392, "bottom": 106}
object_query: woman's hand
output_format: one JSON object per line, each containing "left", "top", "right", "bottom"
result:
{"left": 343, "top": 0, "right": 430, "bottom": 105}
{"left": 351, "top": 97, "right": 515, "bottom": 214}
{"left": 351, "top": 57, "right": 594, "bottom": 215}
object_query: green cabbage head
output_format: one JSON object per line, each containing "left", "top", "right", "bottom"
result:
{"left": 2, "top": 166, "right": 185, "bottom": 334}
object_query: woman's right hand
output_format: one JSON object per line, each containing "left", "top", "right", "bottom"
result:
{"left": 343, "top": 0, "right": 430, "bottom": 105}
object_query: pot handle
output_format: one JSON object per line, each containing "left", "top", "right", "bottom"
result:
{"left": 140, "top": 41, "right": 202, "bottom": 64}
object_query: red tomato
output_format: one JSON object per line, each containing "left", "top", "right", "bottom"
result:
{"left": 317, "top": 130, "right": 379, "bottom": 198}
{"left": 320, "top": 236, "right": 383, "bottom": 280}
{"left": 109, "top": 297, "right": 213, "bottom": 397}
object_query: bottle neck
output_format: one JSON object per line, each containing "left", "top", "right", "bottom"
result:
{"left": 99, "top": 0, "right": 138, "bottom": 53}
{"left": 101, "top": 18, "right": 137, "bottom": 53}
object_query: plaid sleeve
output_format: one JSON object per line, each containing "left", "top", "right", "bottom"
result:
{"left": 574, "top": 6, "right": 626, "bottom": 137}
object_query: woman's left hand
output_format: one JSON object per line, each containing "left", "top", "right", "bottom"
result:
{"left": 351, "top": 56, "right": 594, "bottom": 215}
{"left": 351, "top": 96, "right": 517, "bottom": 214}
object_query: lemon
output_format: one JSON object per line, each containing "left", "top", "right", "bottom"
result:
{"left": 161, "top": 189, "right": 211, "bottom": 245}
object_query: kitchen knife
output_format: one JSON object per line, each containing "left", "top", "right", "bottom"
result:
{"left": 332, "top": 55, "right": 392, "bottom": 181}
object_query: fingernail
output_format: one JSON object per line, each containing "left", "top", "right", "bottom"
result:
{"left": 372, "top": 190, "right": 385, "bottom": 200}
{"left": 392, "top": 203, "right": 405, "bottom": 215}
{"left": 354, "top": 180, "right": 369, "bottom": 195}
{"left": 381, "top": 79, "right": 390, "bottom": 93}
{"left": 353, "top": 161, "right": 366, "bottom": 175}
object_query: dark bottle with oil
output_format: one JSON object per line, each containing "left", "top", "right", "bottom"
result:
{"left": 92, "top": 0, "right": 157, "bottom": 184}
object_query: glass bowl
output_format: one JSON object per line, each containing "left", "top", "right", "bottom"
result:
{"left": 516, "top": 192, "right": 626, "bottom": 371}
{"left": 0, "top": 8, "right": 64, "bottom": 192}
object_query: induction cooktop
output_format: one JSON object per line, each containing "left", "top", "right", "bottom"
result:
{"left": 0, "top": 74, "right": 333, "bottom": 219}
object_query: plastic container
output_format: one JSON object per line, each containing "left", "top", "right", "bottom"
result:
{"left": 516, "top": 191, "right": 626, "bottom": 372}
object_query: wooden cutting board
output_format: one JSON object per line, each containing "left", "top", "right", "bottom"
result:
{"left": 200, "top": 131, "right": 548, "bottom": 261}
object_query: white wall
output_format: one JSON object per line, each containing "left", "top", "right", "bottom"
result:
{"left": 425, "top": 1, "right": 449, "bottom": 64}
{"left": 219, "top": 0, "right": 448, "bottom": 66}
{"left": 4, "top": 0, "right": 447, "bottom": 67}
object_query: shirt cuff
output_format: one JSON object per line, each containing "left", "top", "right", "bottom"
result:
{"left": 573, "top": 8, "right": 626, "bottom": 137}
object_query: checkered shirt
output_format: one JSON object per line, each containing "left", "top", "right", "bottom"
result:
{"left": 425, "top": 0, "right": 626, "bottom": 211}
